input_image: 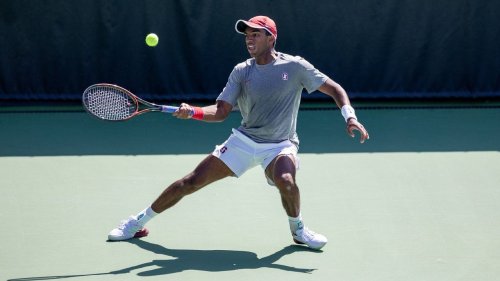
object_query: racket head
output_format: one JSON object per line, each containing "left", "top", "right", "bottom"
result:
{"left": 82, "top": 83, "right": 139, "bottom": 121}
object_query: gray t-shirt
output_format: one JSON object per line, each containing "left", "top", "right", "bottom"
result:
{"left": 216, "top": 52, "right": 329, "bottom": 146}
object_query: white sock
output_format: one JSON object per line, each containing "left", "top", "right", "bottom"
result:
{"left": 135, "top": 206, "right": 158, "bottom": 226}
{"left": 288, "top": 213, "right": 304, "bottom": 235}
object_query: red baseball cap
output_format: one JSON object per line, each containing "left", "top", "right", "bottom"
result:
{"left": 235, "top": 16, "right": 277, "bottom": 40}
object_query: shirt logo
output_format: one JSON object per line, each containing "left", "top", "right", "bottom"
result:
{"left": 282, "top": 72, "right": 288, "bottom": 80}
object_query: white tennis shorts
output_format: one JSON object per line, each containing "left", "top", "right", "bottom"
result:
{"left": 212, "top": 129, "right": 299, "bottom": 181}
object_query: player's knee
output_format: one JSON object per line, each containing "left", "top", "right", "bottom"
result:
{"left": 274, "top": 173, "right": 296, "bottom": 191}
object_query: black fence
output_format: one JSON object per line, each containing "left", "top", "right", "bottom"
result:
{"left": 1, "top": 0, "right": 499, "bottom": 102}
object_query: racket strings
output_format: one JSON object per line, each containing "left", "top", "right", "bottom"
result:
{"left": 84, "top": 87, "right": 137, "bottom": 120}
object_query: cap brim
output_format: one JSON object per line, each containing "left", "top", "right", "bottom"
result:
{"left": 235, "top": 19, "right": 269, "bottom": 35}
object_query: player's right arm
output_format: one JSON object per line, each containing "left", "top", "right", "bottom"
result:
{"left": 173, "top": 100, "right": 233, "bottom": 122}
{"left": 173, "top": 64, "right": 241, "bottom": 121}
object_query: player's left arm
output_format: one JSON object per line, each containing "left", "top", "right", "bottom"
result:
{"left": 318, "top": 79, "right": 370, "bottom": 143}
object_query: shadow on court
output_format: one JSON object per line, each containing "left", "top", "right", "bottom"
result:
{"left": 7, "top": 241, "right": 316, "bottom": 280}
{"left": 1, "top": 106, "right": 499, "bottom": 156}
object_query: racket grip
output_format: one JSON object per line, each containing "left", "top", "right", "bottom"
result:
{"left": 160, "top": 106, "right": 179, "bottom": 113}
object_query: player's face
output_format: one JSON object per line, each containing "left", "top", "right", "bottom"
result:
{"left": 244, "top": 28, "right": 274, "bottom": 59}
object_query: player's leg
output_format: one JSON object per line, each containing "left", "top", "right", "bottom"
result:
{"left": 151, "top": 155, "right": 234, "bottom": 212}
{"left": 265, "top": 155, "right": 300, "bottom": 217}
{"left": 265, "top": 154, "right": 327, "bottom": 250}
{"left": 108, "top": 155, "right": 234, "bottom": 241}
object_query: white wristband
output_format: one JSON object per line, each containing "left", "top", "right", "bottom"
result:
{"left": 341, "top": 105, "right": 357, "bottom": 122}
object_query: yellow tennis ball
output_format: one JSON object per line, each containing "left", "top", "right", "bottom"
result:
{"left": 145, "top": 33, "right": 159, "bottom": 47}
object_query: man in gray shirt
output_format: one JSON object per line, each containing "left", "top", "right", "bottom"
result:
{"left": 109, "top": 16, "right": 369, "bottom": 250}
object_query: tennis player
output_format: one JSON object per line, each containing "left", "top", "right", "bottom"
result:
{"left": 108, "top": 16, "right": 369, "bottom": 250}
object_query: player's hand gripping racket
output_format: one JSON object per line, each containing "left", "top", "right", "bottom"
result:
{"left": 82, "top": 83, "right": 180, "bottom": 121}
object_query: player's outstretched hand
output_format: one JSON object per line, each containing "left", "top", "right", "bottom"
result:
{"left": 346, "top": 118, "right": 369, "bottom": 143}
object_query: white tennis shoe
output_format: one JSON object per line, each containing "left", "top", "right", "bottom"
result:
{"left": 292, "top": 227, "right": 328, "bottom": 250}
{"left": 108, "top": 216, "right": 149, "bottom": 241}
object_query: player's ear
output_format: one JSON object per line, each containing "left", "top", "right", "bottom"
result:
{"left": 268, "top": 35, "right": 275, "bottom": 46}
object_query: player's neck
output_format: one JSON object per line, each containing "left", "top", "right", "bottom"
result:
{"left": 255, "top": 49, "right": 277, "bottom": 65}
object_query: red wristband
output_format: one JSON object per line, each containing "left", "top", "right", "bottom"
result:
{"left": 191, "top": 106, "right": 204, "bottom": 120}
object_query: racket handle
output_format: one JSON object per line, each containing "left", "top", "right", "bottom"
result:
{"left": 160, "top": 105, "right": 179, "bottom": 113}
{"left": 160, "top": 105, "right": 196, "bottom": 118}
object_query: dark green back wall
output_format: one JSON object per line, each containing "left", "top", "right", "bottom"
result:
{"left": 1, "top": 0, "right": 499, "bottom": 101}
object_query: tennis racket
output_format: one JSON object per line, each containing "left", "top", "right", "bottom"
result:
{"left": 82, "top": 83, "right": 181, "bottom": 121}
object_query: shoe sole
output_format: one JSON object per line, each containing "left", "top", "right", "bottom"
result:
{"left": 293, "top": 238, "right": 305, "bottom": 245}
{"left": 293, "top": 238, "right": 326, "bottom": 250}
{"left": 134, "top": 228, "right": 149, "bottom": 238}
